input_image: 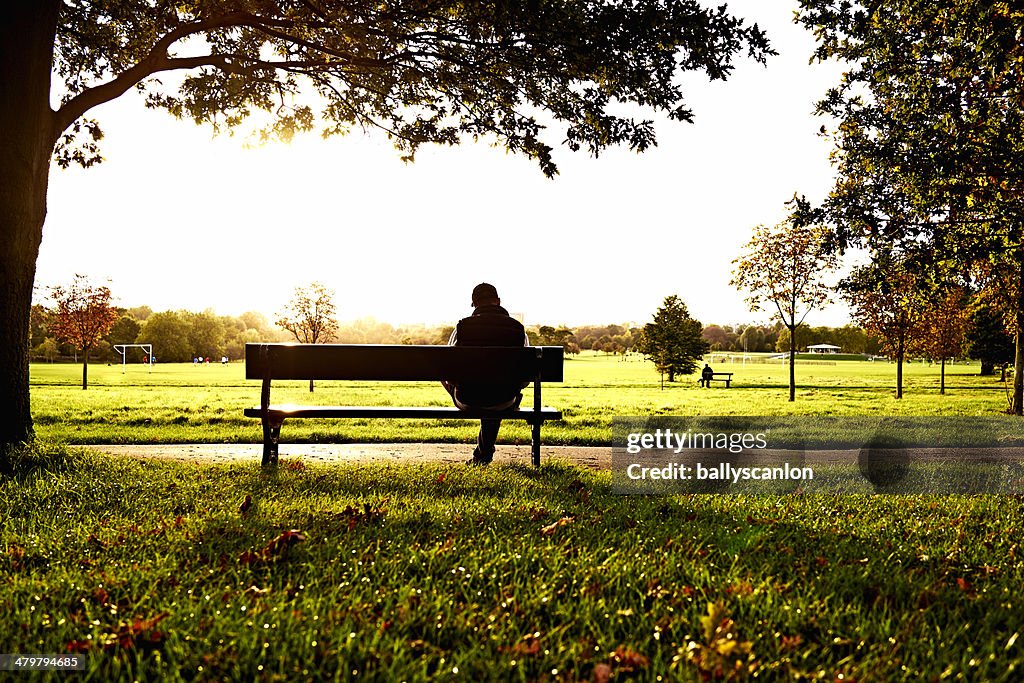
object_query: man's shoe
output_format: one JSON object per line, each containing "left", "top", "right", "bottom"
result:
{"left": 466, "top": 447, "right": 493, "bottom": 466}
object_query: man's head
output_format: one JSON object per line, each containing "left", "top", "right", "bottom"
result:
{"left": 471, "top": 282, "right": 500, "bottom": 308}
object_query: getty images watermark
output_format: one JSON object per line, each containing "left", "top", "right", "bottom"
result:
{"left": 612, "top": 416, "right": 1024, "bottom": 495}
{"left": 622, "top": 428, "right": 813, "bottom": 484}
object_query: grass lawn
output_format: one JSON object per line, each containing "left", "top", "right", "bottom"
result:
{"left": 30, "top": 353, "right": 1014, "bottom": 446}
{"left": 2, "top": 447, "right": 1022, "bottom": 681}
{"left": 10, "top": 353, "right": 1022, "bottom": 680}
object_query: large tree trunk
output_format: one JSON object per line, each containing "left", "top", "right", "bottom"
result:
{"left": 82, "top": 349, "right": 89, "bottom": 390}
{"left": 1014, "top": 263, "right": 1024, "bottom": 414}
{"left": 940, "top": 358, "right": 945, "bottom": 395}
{"left": 0, "top": 1, "right": 60, "bottom": 462}
{"left": 788, "top": 325, "right": 796, "bottom": 402}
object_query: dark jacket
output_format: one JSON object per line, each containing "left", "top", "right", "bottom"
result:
{"left": 449, "top": 304, "right": 528, "bottom": 407}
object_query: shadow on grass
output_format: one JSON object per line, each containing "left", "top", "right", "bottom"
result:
{"left": 0, "top": 439, "right": 82, "bottom": 479}
{"left": 4, "top": 446, "right": 1023, "bottom": 679}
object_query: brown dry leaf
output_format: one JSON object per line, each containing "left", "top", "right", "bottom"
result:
{"left": 65, "top": 639, "right": 92, "bottom": 653}
{"left": 528, "top": 506, "right": 549, "bottom": 521}
{"left": 436, "top": 534, "right": 455, "bottom": 554}
{"left": 780, "top": 634, "right": 803, "bottom": 651}
{"left": 612, "top": 645, "right": 649, "bottom": 671}
{"left": 263, "top": 529, "right": 307, "bottom": 558}
{"left": 540, "top": 516, "right": 575, "bottom": 536}
{"left": 593, "top": 663, "right": 612, "bottom": 683}
{"left": 684, "top": 601, "right": 757, "bottom": 680}
{"left": 509, "top": 638, "right": 542, "bottom": 657}
{"left": 100, "top": 612, "right": 169, "bottom": 651}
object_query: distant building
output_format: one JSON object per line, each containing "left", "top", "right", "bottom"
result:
{"left": 807, "top": 343, "right": 841, "bottom": 354}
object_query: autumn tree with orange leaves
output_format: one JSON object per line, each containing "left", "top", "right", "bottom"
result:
{"left": 47, "top": 275, "right": 119, "bottom": 390}
{"left": 842, "top": 264, "right": 928, "bottom": 400}
{"left": 275, "top": 282, "right": 339, "bottom": 393}
{"left": 920, "top": 288, "right": 970, "bottom": 395}
{"left": 731, "top": 201, "right": 838, "bottom": 402}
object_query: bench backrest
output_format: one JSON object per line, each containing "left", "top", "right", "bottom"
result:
{"left": 245, "top": 343, "right": 564, "bottom": 382}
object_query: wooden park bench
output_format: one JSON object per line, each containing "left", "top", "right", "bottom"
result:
{"left": 244, "top": 343, "right": 563, "bottom": 468}
{"left": 699, "top": 372, "right": 734, "bottom": 388}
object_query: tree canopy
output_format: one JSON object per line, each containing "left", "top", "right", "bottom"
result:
{"left": 47, "top": 274, "right": 119, "bottom": 390}
{"left": 730, "top": 199, "right": 838, "bottom": 401}
{"left": 636, "top": 295, "right": 709, "bottom": 382}
{"left": 52, "top": 0, "right": 774, "bottom": 177}
{"left": 840, "top": 261, "right": 927, "bottom": 399}
{"left": 797, "top": 0, "right": 1024, "bottom": 411}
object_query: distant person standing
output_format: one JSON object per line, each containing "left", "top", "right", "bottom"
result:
{"left": 700, "top": 363, "right": 714, "bottom": 387}
{"left": 442, "top": 283, "right": 529, "bottom": 466}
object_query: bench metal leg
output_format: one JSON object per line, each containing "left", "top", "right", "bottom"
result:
{"left": 531, "top": 421, "right": 541, "bottom": 468}
{"left": 261, "top": 419, "right": 283, "bottom": 468}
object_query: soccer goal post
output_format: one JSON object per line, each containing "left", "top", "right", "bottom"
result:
{"left": 113, "top": 344, "right": 153, "bottom": 373}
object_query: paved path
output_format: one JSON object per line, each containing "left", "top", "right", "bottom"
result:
{"left": 82, "top": 443, "right": 614, "bottom": 469}
{"left": 79, "top": 444, "right": 1024, "bottom": 472}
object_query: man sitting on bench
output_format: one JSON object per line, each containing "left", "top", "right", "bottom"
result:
{"left": 442, "top": 283, "right": 529, "bottom": 466}
{"left": 699, "top": 363, "right": 714, "bottom": 387}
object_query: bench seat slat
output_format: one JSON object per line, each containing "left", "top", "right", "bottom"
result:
{"left": 245, "top": 343, "right": 564, "bottom": 382}
{"left": 244, "top": 406, "right": 562, "bottom": 420}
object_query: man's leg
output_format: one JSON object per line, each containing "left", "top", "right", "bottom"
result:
{"left": 475, "top": 418, "right": 501, "bottom": 463}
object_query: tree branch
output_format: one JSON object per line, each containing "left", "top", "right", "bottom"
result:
{"left": 52, "top": 11, "right": 316, "bottom": 137}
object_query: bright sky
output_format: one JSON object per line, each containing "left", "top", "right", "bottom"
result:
{"left": 38, "top": 0, "right": 852, "bottom": 329}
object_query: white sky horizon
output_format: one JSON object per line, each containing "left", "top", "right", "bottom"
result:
{"left": 36, "top": 0, "right": 857, "bottom": 331}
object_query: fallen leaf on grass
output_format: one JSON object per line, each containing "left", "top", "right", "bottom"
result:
{"left": 682, "top": 601, "right": 756, "bottom": 680}
{"left": 65, "top": 640, "right": 92, "bottom": 653}
{"left": 239, "top": 529, "right": 307, "bottom": 565}
{"left": 540, "top": 516, "right": 575, "bottom": 536}
{"left": 956, "top": 577, "right": 976, "bottom": 597}
{"left": 503, "top": 635, "right": 542, "bottom": 657}
{"left": 593, "top": 663, "right": 612, "bottom": 683}
{"left": 436, "top": 534, "right": 455, "bottom": 554}
{"left": 99, "top": 612, "right": 169, "bottom": 652}
{"left": 780, "top": 634, "right": 803, "bottom": 651}
{"left": 612, "top": 645, "right": 649, "bottom": 671}
{"left": 264, "top": 529, "right": 307, "bottom": 556}
{"left": 239, "top": 495, "right": 252, "bottom": 515}
{"left": 333, "top": 501, "right": 388, "bottom": 531}
{"left": 528, "top": 506, "right": 549, "bottom": 521}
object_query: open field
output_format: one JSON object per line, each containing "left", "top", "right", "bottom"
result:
{"left": 2, "top": 447, "right": 1022, "bottom": 681}
{"left": 31, "top": 352, "right": 1014, "bottom": 446}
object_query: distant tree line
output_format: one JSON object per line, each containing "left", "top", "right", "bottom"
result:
{"left": 29, "top": 304, "right": 288, "bottom": 364}
{"left": 29, "top": 292, "right": 1015, "bottom": 386}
